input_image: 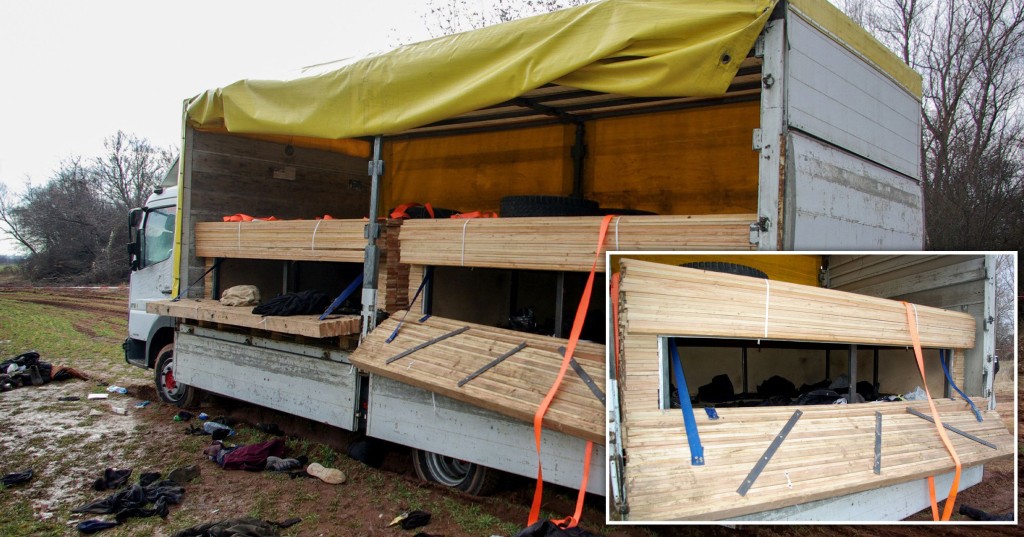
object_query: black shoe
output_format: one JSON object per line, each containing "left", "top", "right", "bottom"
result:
{"left": 29, "top": 366, "right": 44, "bottom": 386}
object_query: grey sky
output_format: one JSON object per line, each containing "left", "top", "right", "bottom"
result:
{"left": 0, "top": 0, "right": 434, "bottom": 254}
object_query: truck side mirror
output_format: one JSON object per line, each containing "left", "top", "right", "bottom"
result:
{"left": 128, "top": 208, "right": 143, "bottom": 270}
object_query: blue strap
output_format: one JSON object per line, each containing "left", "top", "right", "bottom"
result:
{"left": 319, "top": 273, "right": 364, "bottom": 320}
{"left": 385, "top": 270, "right": 434, "bottom": 343}
{"left": 669, "top": 338, "right": 705, "bottom": 465}
{"left": 704, "top": 407, "right": 720, "bottom": 420}
{"left": 939, "top": 349, "right": 983, "bottom": 422}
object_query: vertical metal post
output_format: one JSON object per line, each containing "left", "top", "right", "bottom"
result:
{"left": 754, "top": 19, "right": 786, "bottom": 251}
{"left": 361, "top": 135, "right": 384, "bottom": 338}
{"left": 421, "top": 266, "right": 434, "bottom": 315}
{"left": 570, "top": 122, "right": 587, "bottom": 198}
{"left": 741, "top": 346, "right": 749, "bottom": 395}
{"left": 848, "top": 344, "right": 858, "bottom": 403}
{"left": 942, "top": 349, "right": 951, "bottom": 398}
{"left": 825, "top": 349, "right": 831, "bottom": 380}
{"left": 873, "top": 348, "right": 879, "bottom": 394}
{"left": 553, "top": 271, "right": 565, "bottom": 338}
{"left": 983, "top": 255, "right": 997, "bottom": 410}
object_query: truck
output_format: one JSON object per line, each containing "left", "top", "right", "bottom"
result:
{"left": 124, "top": 0, "right": 945, "bottom": 515}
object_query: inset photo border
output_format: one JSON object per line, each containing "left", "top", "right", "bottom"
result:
{"left": 605, "top": 252, "right": 1018, "bottom": 525}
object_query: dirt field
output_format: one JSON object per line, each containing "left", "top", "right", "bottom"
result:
{"left": 0, "top": 286, "right": 1018, "bottom": 536}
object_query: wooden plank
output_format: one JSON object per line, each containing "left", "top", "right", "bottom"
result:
{"left": 619, "top": 259, "right": 976, "bottom": 349}
{"left": 350, "top": 313, "right": 605, "bottom": 443}
{"left": 619, "top": 399, "right": 1012, "bottom": 520}
{"left": 399, "top": 214, "right": 756, "bottom": 272}
{"left": 195, "top": 219, "right": 371, "bottom": 262}
{"left": 147, "top": 299, "right": 360, "bottom": 338}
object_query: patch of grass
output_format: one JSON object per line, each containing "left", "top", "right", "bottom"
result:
{"left": 0, "top": 500, "right": 63, "bottom": 537}
{"left": 387, "top": 480, "right": 429, "bottom": 507}
{"left": 249, "top": 492, "right": 272, "bottom": 519}
{"left": 441, "top": 496, "right": 511, "bottom": 536}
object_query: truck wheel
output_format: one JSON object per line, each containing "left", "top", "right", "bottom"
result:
{"left": 411, "top": 448, "right": 501, "bottom": 496}
{"left": 154, "top": 344, "right": 197, "bottom": 408}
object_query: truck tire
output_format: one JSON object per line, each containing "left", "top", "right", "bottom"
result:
{"left": 154, "top": 343, "right": 198, "bottom": 408}
{"left": 499, "top": 195, "right": 600, "bottom": 217}
{"left": 680, "top": 261, "right": 769, "bottom": 279}
{"left": 411, "top": 448, "right": 501, "bottom": 496}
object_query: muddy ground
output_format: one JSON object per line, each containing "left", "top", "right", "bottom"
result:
{"left": 0, "top": 286, "right": 1018, "bottom": 536}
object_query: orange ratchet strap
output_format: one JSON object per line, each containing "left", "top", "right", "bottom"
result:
{"left": 903, "top": 301, "right": 962, "bottom": 521}
{"left": 528, "top": 214, "right": 614, "bottom": 528}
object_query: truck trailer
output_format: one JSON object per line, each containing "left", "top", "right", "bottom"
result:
{"left": 123, "top": 0, "right": 959, "bottom": 518}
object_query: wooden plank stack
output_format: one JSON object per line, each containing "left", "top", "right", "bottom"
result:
{"left": 377, "top": 220, "right": 410, "bottom": 313}
{"left": 622, "top": 399, "right": 1013, "bottom": 520}
{"left": 618, "top": 259, "right": 976, "bottom": 349}
{"left": 350, "top": 313, "right": 605, "bottom": 443}
{"left": 399, "top": 214, "right": 756, "bottom": 272}
{"left": 195, "top": 219, "right": 371, "bottom": 262}
{"left": 147, "top": 299, "right": 360, "bottom": 338}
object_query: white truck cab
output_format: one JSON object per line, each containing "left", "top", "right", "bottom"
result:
{"left": 124, "top": 162, "right": 183, "bottom": 401}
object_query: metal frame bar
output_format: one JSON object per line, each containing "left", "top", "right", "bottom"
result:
{"left": 848, "top": 344, "right": 858, "bottom": 403}
{"left": 361, "top": 135, "right": 384, "bottom": 338}
{"left": 905, "top": 407, "right": 997, "bottom": 449}
{"left": 457, "top": 342, "right": 528, "bottom": 387}
{"left": 569, "top": 357, "right": 606, "bottom": 405}
{"left": 873, "top": 411, "right": 882, "bottom": 474}
{"left": 385, "top": 326, "right": 470, "bottom": 365}
{"left": 737, "top": 409, "right": 803, "bottom": 496}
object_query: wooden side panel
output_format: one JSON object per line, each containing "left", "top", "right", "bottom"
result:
{"left": 367, "top": 376, "right": 604, "bottom": 494}
{"left": 786, "top": 14, "right": 921, "bottom": 179}
{"left": 175, "top": 331, "right": 358, "bottom": 430}
{"left": 726, "top": 465, "right": 983, "bottom": 521}
{"left": 184, "top": 130, "right": 370, "bottom": 298}
{"left": 350, "top": 313, "right": 605, "bottom": 443}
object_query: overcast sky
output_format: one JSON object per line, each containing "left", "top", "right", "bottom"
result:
{"left": 0, "top": 0, "right": 436, "bottom": 254}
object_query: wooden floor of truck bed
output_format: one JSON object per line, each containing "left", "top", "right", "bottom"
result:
{"left": 621, "top": 397, "right": 1013, "bottom": 521}
{"left": 350, "top": 313, "right": 606, "bottom": 443}
{"left": 147, "top": 299, "right": 361, "bottom": 338}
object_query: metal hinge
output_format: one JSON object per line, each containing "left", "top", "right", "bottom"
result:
{"left": 749, "top": 217, "right": 770, "bottom": 244}
{"left": 754, "top": 34, "right": 765, "bottom": 58}
{"left": 752, "top": 128, "right": 763, "bottom": 151}
{"left": 367, "top": 160, "right": 385, "bottom": 176}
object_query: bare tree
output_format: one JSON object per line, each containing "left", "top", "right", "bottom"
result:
{"left": 92, "top": 130, "right": 173, "bottom": 212}
{"left": 423, "top": 0, "right": 591, "bottom": 37}
{"left": 0, "top": 182, "right": 37, "bottom": 255}
{"left": 846, "top": 0, "right": 1024, "bottom": 251}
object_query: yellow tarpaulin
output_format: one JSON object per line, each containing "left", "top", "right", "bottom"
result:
{"left": 186, "top": 0, "right": 777, "bottom": 138}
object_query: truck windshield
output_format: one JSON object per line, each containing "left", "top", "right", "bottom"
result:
{"left": 143, "top": 207, "right": 176, "bottom": 267}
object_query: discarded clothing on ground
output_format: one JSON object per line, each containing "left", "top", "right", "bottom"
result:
{"left": 0, "top": 351, "right": 89, "bottom": 392}
{"left": 515, "top": 520, "right": 599, "bottom": 537}
{"left": 171, "top": 516, "right": 301, "bottom": 537}
{"left": 252, "top": 290, "right": 330, "bottom": 317}
{"left": 72, "top": 479, "right": 184, "bottom": 522}
{"left": 265, "top": 456, "right": 306, "bottom": 472}
{"left": 205, "top": 437, "right": 286, "bottom": 471}
{"left": 1, "top": 468, "right": 33, "bottom": 486}
{"left": 93, "top": 468, "right": 132, "bottom": 491}
{"left": 76, "top": 519, "right": 120, "bottom": 534}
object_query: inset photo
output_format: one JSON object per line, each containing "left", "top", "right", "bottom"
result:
{"left": 606, "top": 253, "right": 1017, "bottom": 523}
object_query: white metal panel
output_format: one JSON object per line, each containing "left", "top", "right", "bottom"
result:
{"left": 787, "top": 132, "right": 923, "bottom": 250}
{"left": 368, "top": 375, "right": 604, "bottom": 495}
{"left": 727, "top": 465, "right": 984, "bottom": 521}
{"left": 786, "top": 13, "right": 920, "bottom": 179}
{"left": 174, "top": 330, "right": 359, "bottom": 430}
{"left": 756, "top": 20, "right": 785, "bottom": 251}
